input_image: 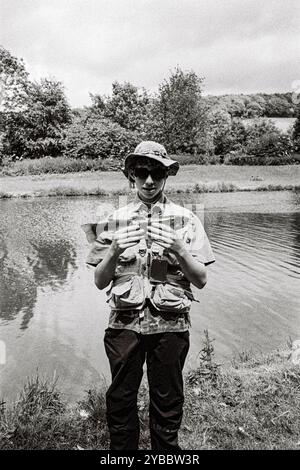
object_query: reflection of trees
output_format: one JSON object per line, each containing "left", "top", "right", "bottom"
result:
{"left": 27, "top": 239, "right": 77, "bottom": 288}
{"left": 0, "top": 233, "right": 77, "bottom": 330}
{"left": 0, "top": 232, "right": 37, "bottom": 328}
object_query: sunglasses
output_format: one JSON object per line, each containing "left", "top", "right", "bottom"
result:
{"left": 134, "top": 167, "right": 167, "bottom": 180}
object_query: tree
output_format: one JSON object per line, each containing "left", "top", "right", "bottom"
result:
{"left": 148, "top": 67, "right": 206, "bottom": 154}
{"left": 220, "top": 95, "right": 246, "bottom": 117}
{"left": 244, "top": 118, "right": 293, "bottom": 160}
{"left": 3, "top": 78, "right": 72, "bottom": 159}
{"left": 203, "top": 92, "right": 295, "bottom": 119}
{"left": 292, "top": 104, "right": 300, "bottom": 152}
{"left": 264, "top": 95, "right": 292, "bottom": 117}
{"left": 63, "top": 113, "right": 139, "bottom": 160}
{"left": 244, "top": 96, "right": 265, "bottom": 118}
{"left": 206, "top": 108, "right": 233, "bottom": 155}
{"left": 90, "top": 81, "right": 150, "bottom": 133}
{"left": 0, "top": 45, "right": 29, "bottom": 114}
{"left": 1, "top": 46, "right": 72, "bottom": 160}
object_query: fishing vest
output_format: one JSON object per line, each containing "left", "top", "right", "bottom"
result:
{"left": 83, "top": 199, "right": 212, "bottom": 314}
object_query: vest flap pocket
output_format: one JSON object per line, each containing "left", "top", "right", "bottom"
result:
{"left": 109, "top": 276, "right": 145, "bottom": 310}
{"left": 160, "top": 285, "right": 185, "bottom": 300}
{"left": 111, "top": 281, "right": 132, "bottom": 296}
{"left": 150, "top": 283, "right": 192, "bottom": 313}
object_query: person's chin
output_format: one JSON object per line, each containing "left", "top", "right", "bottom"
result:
{"left": 140, "top": 188, "right": 159, "bottom": 201}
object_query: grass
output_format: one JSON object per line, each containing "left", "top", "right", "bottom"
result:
{"left": 0, "top": 183, "right": 239, "bottom": 198}
{"left": 0, "top": 373, "right": 110, "bottom": 451}
{"left": 0, "top": 182, "right": 299, "bottom": 199}
{"left": 1, "top": 153, "right": 299, "bottom": 177}
{"left": 0, "top": 154, "right": 225, "bottom": 176}
{"left": 1, "top": 164, "right": 300, "bottom": 198}
{"left": 1, "top": 333, "right": 299, "bottom": 450}
{"left": 256, "top": 184, "right": 300, "bottom": 191}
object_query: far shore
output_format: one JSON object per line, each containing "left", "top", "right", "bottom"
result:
{"left": 0, "top": 164, "right": 300, "bottom": 198}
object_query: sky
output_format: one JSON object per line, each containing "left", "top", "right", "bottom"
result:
{"left": 1, "top": 0, "right": 299, "bottom": 107}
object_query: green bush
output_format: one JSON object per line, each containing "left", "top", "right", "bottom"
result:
{"left": 0, "top": 147, "right": 3, "bottom": 167}
{"left": 292, "top": 105, "right": 300, "bottom": 151}
{"left": 224, "top": 150, "right": 297, "bottom": 165}
{"left": 172, "top": 153, "right": 221, "bottom": 165}
{"left": 0, "top": 156, "right": 122, "bottom": 176}
{"left": 205, "top": 110, "right": 247, "bottom": 157}
{"left": 244, "top": 119, "right": 294, "bottom": 160}
{"left": 293, "top": 138, "right": 300, "bottom": 153}
{"left": 63, "top": 115, "right": 140, "bottom": 160}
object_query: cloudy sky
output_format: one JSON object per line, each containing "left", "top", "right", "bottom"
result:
{"left": 1, "top": 0, "right": 299, "bottom": 107}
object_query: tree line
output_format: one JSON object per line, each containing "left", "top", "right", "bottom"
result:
{"left": 1, "top": 45, "right": 299, "bottom": 166}
{"left": 205, "top": 93, "right": 296, "bottom": 118}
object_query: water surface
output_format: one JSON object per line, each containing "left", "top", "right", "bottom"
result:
{"left": 0, "top": 190, "right": 299, "bottom": 402}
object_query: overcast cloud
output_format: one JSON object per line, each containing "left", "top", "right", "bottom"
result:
{"left": 1, "top": 0, "right": 299, "bottom": 107}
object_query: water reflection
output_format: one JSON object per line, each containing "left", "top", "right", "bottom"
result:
{"left": 0, "top": 224, "right": 77, "bottom": 330}
{"left": 0, "top": 231, "right": 37, "bottom": 328}
{"left": 27, "top": 239, "right": 77, "bottom": 289}
{"left": 0, "top": 192, "right": 300, "bottom": 403}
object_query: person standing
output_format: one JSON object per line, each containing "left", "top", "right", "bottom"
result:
{"left": 84, "top": 141, "right": 215, "bottom": 450}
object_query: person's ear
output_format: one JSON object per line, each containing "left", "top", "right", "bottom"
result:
{"left": 128, "top": 167, "right": 135, "bottom": 188}
{"left": 128, "top": 167, "right": 135, "bottom": 182}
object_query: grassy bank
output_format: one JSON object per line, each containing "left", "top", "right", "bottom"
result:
{"left": 1, "top": 336, "right": 299, "bottom": 450}
{"left": 1, "top": 154, "right": 299, "bottom": 177}
{"left": 0, "top": 165, "right": 300, "bottom": 198}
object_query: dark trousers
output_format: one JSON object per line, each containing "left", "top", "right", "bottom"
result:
{"left": 104, "top": 328, "right": 190, "bottom": 450}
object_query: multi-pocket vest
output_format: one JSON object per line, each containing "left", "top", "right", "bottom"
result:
{"left": 82, "top": 206, "right": 200, "bottom": 314}
{"left": 105, "top": 252, "right": 197, "bottom": 314}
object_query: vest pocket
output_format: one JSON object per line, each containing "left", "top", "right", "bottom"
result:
{"left": 107, "top": 275, "right": 145, "bottom": 310}
{"left": 150, "top": 283, "right": 193, "bottom": 313}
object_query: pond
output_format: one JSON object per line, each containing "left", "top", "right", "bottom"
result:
{"left": 0, "top": 190, "right": 300, "bottom": 403}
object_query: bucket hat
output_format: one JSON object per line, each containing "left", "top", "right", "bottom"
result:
{"left": 123, "top": 141, "right": 179, "bottom": 180}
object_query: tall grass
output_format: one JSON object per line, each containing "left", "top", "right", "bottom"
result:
{"left": 0, "top": 374, "right": 110, "bottom": 450}
{"left": 1, "top": 336, "right": 300, "bottom": 450}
